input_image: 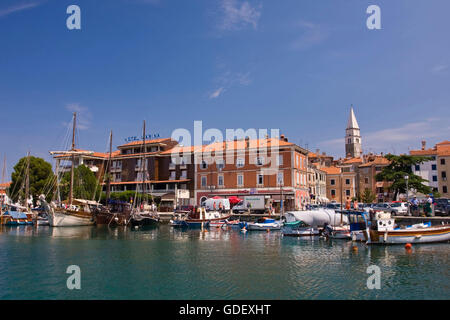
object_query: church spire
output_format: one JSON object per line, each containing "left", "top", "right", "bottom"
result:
{"left": 347, "top": 105, "right": 359, "bottom": 129}
{"left": 345, "top": 105, "right": 362, "bottom": 158}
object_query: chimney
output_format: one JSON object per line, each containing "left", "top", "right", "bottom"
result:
{"left": 322, "top": 152, "right": 326, "bottom": 156}
{"left": 316, "top": 149, "right": 320, "bottom": 155}
{"left": 280, "top": 134, "right": 285, "bottom": 140}
{"left": 421, "top": 140, "right": 426, "bottom": 150}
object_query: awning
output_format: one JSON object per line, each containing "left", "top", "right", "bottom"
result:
{"left": 161, "top": 192, "right": 175, "bottom": 201}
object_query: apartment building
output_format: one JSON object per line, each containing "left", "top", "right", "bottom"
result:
{"left": 322, "top": 166, "right": 357, "bottom": 204}
{"left": 192, "top": 135, "right": 309, "bottom": 211}
{"left": 307, "top": 164, "right": 327, "bottom": 204}
{"left": 358, "top": 155, "right": 392, "bottom": 202}
{"left": 410, "top": 140, "right": 450, "bottom": 197}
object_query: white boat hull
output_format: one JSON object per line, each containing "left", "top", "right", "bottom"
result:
{"left": 283, "top": 227, "right": 319, "bottom": 237}
{"left": 247, "top": 222, "right": 281, "bottom": 231}
{"left": 49, "top": 211, "right": 95, "bottom": 227}
{"left": 368, "top": 226, "right": 450, "bottom": 244}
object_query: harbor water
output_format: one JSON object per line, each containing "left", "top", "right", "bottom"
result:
{"left": 0, "top": 225, "right": 449, "bottom": 300}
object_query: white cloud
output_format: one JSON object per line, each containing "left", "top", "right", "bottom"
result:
{"left": 220, "top": 0, "right": 262, "bottom": 31}
{"left": 209, "top": 87, "right": 225, "bottom": 99}
{"left": 208, "top": 70, "right": 252, "bottom": 99}
{"left": 0, "top": 1, "right": 42, "bottom": 18}
{"left": 291, "top": 20, "right": 328, "bottom": 51}
{"left": 431, "top": 64, "right": 449, "bottom": 74}
{"left": 65, "top": 103, "right": 92, "bottom": 130}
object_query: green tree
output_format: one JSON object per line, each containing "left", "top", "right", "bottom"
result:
{"left": 361, "top": 188, "right": 376, "bottom": 203}
{"left": 60, "top": 165, "right": 101, "bottom": 201}
{"left": 10, "top": 156, "right": 55, "bottom": 204}
{"left": 375, "top": 154, "right": 432, "bottom": 200}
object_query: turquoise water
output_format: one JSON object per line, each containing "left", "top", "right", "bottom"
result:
{"left": 0, "top": 225, "right": 449, "bottom": 300}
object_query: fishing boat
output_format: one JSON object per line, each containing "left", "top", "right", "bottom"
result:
{"left": 0, "top": 211, "right": 33, "bottom": 226}
{"left": 47, "top": 113, "right": 97, "bottom": 227}
{"left": 240, "top": 217, "right": 282, "bottom": 231}
{"left": 348, "top": 210, "right": 450, "bottom": 244}
{"left": 183, "top": 208, "right": 231, "bottom": 228}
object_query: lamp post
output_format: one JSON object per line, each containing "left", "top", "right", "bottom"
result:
{"left": 404, "top": 174, "right": 409, "bottom": 216}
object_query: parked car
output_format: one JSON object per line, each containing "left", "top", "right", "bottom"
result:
{"left": 389, "top": 202, "right": 408, "bottom": 216}
{"left": 434, "top": 198, "right": 450, "bottom": 216}
{"left": 372, "top": 202, "right": 391, "bottom": 211}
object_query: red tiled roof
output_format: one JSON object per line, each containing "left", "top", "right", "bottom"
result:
{"left": 321, "top": 166, "right": 341, "bottom": 174}
{"left": 118, "top": 138, "right": 174, "bottom": 148}
{"left": 342, "top": 157, "right": 363, "bottom": 164}
{"left": 103, "top": 179, "right": 190, "bottom": 185}
{"left": 0, "top": 182, "right": 11, "bottom": 188}
{"left": 359, "top": 156, "right": 390, "bottom": 167}
{"left": 161, "top": 138, "right": 293, "bottom": 155}
{"left": 410, "top": 149, "right": 437, "bottom": 156}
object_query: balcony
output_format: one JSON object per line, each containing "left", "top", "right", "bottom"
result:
{"left": 169, "top": 163, "right": 176, "bottom": 170}
{"left": 111, "top": 166, "right": 122, "bottom": 172}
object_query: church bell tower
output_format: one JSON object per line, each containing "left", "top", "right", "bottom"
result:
{"left": 345, "top": 106, "right": 362, "bottom": 158}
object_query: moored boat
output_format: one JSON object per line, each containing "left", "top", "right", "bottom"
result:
{"left": 241, "top": 217, "right": 282, "bottom": 231}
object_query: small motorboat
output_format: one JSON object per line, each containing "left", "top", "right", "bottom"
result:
{"left": 240, "top": 217, "right": 282, "bottom": 231}
{"left": 129, "top": 211, "right": 160, "bottom": 227}
{"left": 282, "top": 227, "right": 320, "bottom": 237}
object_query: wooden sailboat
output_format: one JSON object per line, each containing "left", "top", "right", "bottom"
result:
{"left": 128, "top": 120, "right": 160, "bottom": 227}
{"left": 47, "top": 113, "right": 96, "bottom": 227}
{"left": 94, "top": 130, "right": 131, "bottom": 226}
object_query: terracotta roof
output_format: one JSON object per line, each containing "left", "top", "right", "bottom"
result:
{"left": 437, "top": 145, "right": 450, "bottom": 156}
{"left": 359, "top": 156, "right": 390, "bottom": 167}
{"left": 436, "top": 140, "right": 450, "bottom": 146}
{"left": 342, "top": 157, "right": 363, "bottom": 164}
{"left": 118, "top": 138, "right": 174, "bottom": 148}
{"left": 161, "top": 138, "right": 293, "bottom": 155}
{"left": 54, "top": 149, "right": 111, "bottom": 159}
{"left": 0, "top": 182, "right": 11, "bottom": 188}
{"left": 409, "top": 148, "right": 437, "bottom": 156}
{"left": 104, "top": 179, "right": 190, "bottom": 185}
{"left": 321, "top": 166, "right": 341, "bottom": 175}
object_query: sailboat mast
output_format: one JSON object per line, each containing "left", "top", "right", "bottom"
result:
{"left": 141, "top": 121, "right": 146, "bottom": 206}
{"left": 106, "top": 130, "right": 112, "bottom": 204}
{"left": 1, "top": 155, "right": 5, "bottom": 185}
{"left": 69, "top": 112, "right": 76, "bottom": 207}
{"left": 25, "top": 152, "right": 30, "bottom": 211}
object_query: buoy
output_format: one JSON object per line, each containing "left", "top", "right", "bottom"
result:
{"left": 352, "top": 245, "right": 358, "bottom": 252}
{"left": 405, "top": 243, "right": 412, "bottom": 249}
{"left": 241, "top": 227, "right": 247, "bottom": 233}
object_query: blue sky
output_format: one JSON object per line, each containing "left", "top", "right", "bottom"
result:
{"left": 1, "top": 0, "right": 450, "bottom": 178}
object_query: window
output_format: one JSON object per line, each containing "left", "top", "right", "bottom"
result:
{"left": 256, "top": 156, "right": 264, "bottom": 166}
{"left": 432, "top": 176, "right": 437, "bottom": 182}
{"left": 236, "top": 158, "right": 245, "bottom": 168}
{"left": 170, "top": 171, "right": 176, "bottom": 180}
{"left": 200, "top": 160, "right": 208, "bottom": 169}
{"left": 218, "top": 175, "right": 224, "bottom": 187}
{"left": 444, "top": 186, "right": 448, "bottom": 193}
{"left": 346, "top": 190, "right": 350, "bottom": 196}
{"left": 432, "top": 164, "right": 437, "bottom": 170}
{"left": 216, "top": 159, "right": 224, "bottom": 171}
{"left": 257, "top": 174, "right": 264, "bottom": 185}
{"left": 375, "top": 166, "right": 382, "bottom": 172}
{"left": 364, "top": 177, "right": 369, "bottom": 184}
{"left": 296, "top": 172, "right": 300, "bottom": 186}
{"left": 441, "top": 159, "right": 446, "bottom": 165}
{"left": 331, "top": 179, "right": 335, "bottom": 185}
{"left": 277, "top": 155, "right": 283, "bottom": 166}
{"left": 442, "top": 171, "right": 447, "bottom": 179}
{"left": 348, "top": 138, "right": 351, "bottom": 144}
{"left": 345, "top": 179, "right": 350, "bottom": 185}
{"left": 237, "top": 174, "right": 244, "bottom": 186}
{"left": 331, "top": 189, "right": 336, "bottom": 197}
{"left": 114, "top": 173, "right": 121, "bottom": 182}
{"left": 277, "top": 172, "right": 284, "bottom": 186}
{"left": 181, "top": 170, "right": 187, "bottom": 178}
{"left": 201, "top": 176, "right": 207, "bottom": 187}
{"left": 415, "top": 165, "right": 420, "bottom": 171}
